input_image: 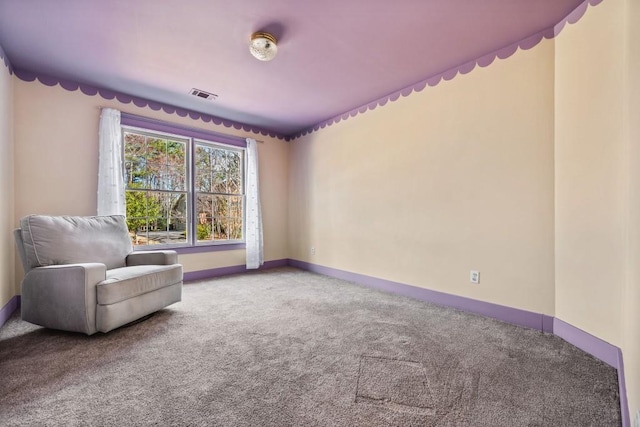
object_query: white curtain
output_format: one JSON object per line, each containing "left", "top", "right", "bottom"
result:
{"left": 245, "top": 138, "right": 264, "bottom": 269}
{"left": 97, "top": 108, "right": 125, "bottom": 216}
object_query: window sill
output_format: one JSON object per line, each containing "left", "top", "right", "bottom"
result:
{"left": 133, "top": 243, "right": 246, "bottom": 255}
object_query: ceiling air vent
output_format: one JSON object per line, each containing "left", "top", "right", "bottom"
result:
{"left": 189, "top": 88, "right": 218, "bottom": 101}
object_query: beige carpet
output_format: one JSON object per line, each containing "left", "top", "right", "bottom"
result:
{"left": 0, "top": 267, "right": 621, "bottom": 426}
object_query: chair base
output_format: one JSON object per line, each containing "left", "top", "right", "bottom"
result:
{"left": 96, "top": 282, "right": 182, "bottom": 334}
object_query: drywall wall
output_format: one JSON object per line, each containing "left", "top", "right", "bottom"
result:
{"left": 0, "top": 50, "right": 15, "bottom": 309}
{"left": 554, "top": 0, "right": 625, "bottom": 353}
{"left": 12, "top": 79, "right": 289, "bottom": 286}
{"left": 555, "top": 0, "right": 638, "bottom": 421}
{"left": 289, "top": 39, "right": 556, "bottom": 315}
{"left": 624, "top": 0, "right": 640, "bottom": 420}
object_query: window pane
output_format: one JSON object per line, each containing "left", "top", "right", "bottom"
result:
{"left": 228, "top": 151, "right": 243, "bottom": 195}
{"left": 145, "top": 167, "right": 165, "bottom": 190}
{"left": 214, "top": 195, "right": 228, "bottom": 217}
{"left": 213, "top": 217, "right": 228, "bottom": 240}
{"left": 145, "top": 218, "right": 166, "bottom": 245}
{"left": 195, "top": 171, "right": 211, "bottom": 193}
{"left": 229, "top": 196, "right": 242, "bottom": 218}
{"left": 147, "top": 137, "right": 167, "bottom": 160}
{"left": 228, "top": 217, "right": 242, "bottom": 240}
{"left": 125, "top": 190, "right": 148, "bottom": 234}
{"left": 213, "top": 149, "right": 226, "bottom": 172}
{"left": 229, "top": 196, "right": 242, "bottom": 240}
{"left": 165, "top": 166, "right": 186, "bottom": 191}
{"left": 197, "top": 193, "right": 212, "bottom": 215}
{"left": 194, "top": 143, "right": 244, "bottom": 242}
{"left": 159, "top": 193, "right": 187, "bottom": 224}
{"left": 212, "top": 150, "right": 227, "bottom": 193}
{"left": 228, "top": 177, "right": 241, "bottom": 195}
{"left": 166, "top": 140, "right": 186, "bottom": 168}
{"left": 196, "top": 194, "right": 212, "bottom": 242}
{"left": 170, "top": 193, "right": 187, "bottom": 220}
{"left": 212, "top": 175, "right": 227, "bottom": 194}
{"left": 124, "top": 133, "right": 146, "bottom": 160}
{"left": 125, "top": 161, "right": 147, "bottom": 189}
{"left": 123, "top": 129, "right": 190, "bottom": 247}
{"left": 141, "top": 192, "right": 187, "bottom": 245}
{"left": 146, "top": 138, "right": 167, "bottom": 184}
{"left": 212, "top": 195, "right": 229, "bottom": 240}
{"left": 228, "top": 151, "right": 241, "bottom": 178}
{"left": 195, "top": 163, "right": 211, "bottom": 193}
{"left": 195, "top": 145, "right": 212, "bottom": 192}
{"left": 124, "top": 129, "right": 245, "bottom": 247}
{"left": 197, "top": 219, "right": 213, "bottom": 242}
{"left": 124, "top": 133, "right": 147, "bottom": 189}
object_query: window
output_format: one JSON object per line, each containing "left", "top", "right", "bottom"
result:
{"left": 194, "top": 142, "right": 244, "bottom": 243}
{"left": 122, "top": 123, "right": 245, "bottom": 249}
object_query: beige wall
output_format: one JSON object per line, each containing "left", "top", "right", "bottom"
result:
{"left": 555, "top": 0, "right": 638, "bottom": 421}
{"left": 624, "top": 0, "right": 640, "bottom": 420}
{"left": 0, "top": 60, "right": 15, "bottom": 308}
{"left": 555, "top": 0, "right": 625, "bottom": 347}
{"left": 12, "top": 80, "right": 289, "bottom": 285}
{"left": 289, "top": 40, "right": 556, "bottom": 315}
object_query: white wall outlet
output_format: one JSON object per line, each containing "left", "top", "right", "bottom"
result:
{"left": 310, "top": 247, "right": 316, "bottom": 256}
{"left": 470, "top": 270, "right": 480, "bottom": 284}
{"left": 633, "top": 409, "right": 640, "bottom": 427}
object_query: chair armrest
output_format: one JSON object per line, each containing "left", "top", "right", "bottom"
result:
{"left": 126, "top": 250, "right": 178, "bottom": 266}
{"left": 21, "top": 263, "right": 106, "bottom": 335}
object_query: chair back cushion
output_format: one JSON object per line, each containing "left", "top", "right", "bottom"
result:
{"left": 14, "top": 229, "right": 30, "bottom": 273}
{"left": 20, "top": 215, "right": 133, "bottom": 270}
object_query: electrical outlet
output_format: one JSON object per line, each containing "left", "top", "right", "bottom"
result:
{"left": 470, "top": 270, "right": 480, "bottom": 284}
{"left": 310, "top": 247, "right": 316, "bottom": 256}
{"left": 633, "top": 410, "right": 640, "bottom": 427}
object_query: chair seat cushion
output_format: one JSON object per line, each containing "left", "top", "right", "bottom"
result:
{"left": 97, "top": 264, "right": 183, "bottom": 305}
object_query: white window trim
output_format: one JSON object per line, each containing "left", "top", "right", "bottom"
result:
{"left": 122, "top": 124, "right": 247, "bottom": 251}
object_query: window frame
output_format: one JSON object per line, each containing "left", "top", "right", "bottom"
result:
{"left": 120, "top": 114, "right": 248, "bottom": 253}
{"left": 192, "top": 139, "right": 246, "bottom": 248}
{"left": 122, "top": 126, "right": 192, "bottom": 249}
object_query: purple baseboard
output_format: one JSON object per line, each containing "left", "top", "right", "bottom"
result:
{"left": 289, "top": 258, "right": 629, "bottom": 426}
{"left": 618, "top": 350, "right": 630, "bottom": 427}
{"left": 183, "top": 258, "right": 289, "bottom": 282}
{"left": 553, "top": 318, "right": 619, "bottom": 367}
{"left": 288, "top": 259, "right": 550, "bottom": 332}
{"left": 554, "top": 318, "right": 630, "bottom": 427}
{"left": 0, "top": 295, "right": 20, "bottom": 329}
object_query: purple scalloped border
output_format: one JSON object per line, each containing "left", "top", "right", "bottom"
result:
{"left": 2, "top": 0, "right": 605, "bottom": 142}
{"left": 11, "top": 67, "right": 287, "bottom": 140}
{"left": 554, "top": 0, "right": 604, "bottom": 35}
{"left": 0, "top": 43, "right": 13, "bottom": 75}
{"left": 288, "top": 0, "right": 604, "bottom": 141}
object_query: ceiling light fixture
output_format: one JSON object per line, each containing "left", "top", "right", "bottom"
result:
{"left": 249, "top": 31, "right": 278, "bottom": 62}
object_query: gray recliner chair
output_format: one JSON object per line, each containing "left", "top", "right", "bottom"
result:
{"left": 14, "top": 214, "right": 183, "bottom": 335}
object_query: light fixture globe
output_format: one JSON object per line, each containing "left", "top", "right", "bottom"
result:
{"left": 250, "top": 31, "right": 278, "bottom": 61}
